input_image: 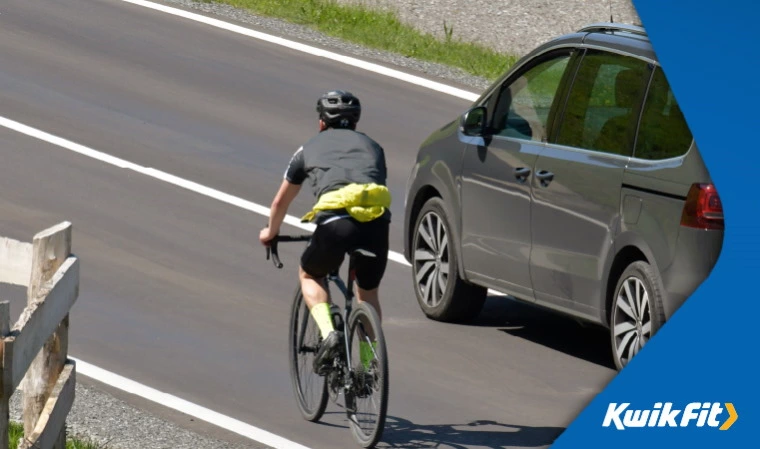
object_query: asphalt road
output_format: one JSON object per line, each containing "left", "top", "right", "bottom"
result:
{"left": 0, "top": 0, "right": 616, "bottom": 448}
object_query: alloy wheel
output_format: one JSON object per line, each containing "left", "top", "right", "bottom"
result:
{"left": 413, "top": 211, "right": 449, "bottom": 308}
{"left": 612, "top": 276, "right": 652, "bottom": 367}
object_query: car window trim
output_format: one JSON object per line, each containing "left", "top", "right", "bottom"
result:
{"left": 629, "top": 63, "right": 657, "bottom": 155}
{"left": 542, "top": 141, "right": 633, "bottom": 162}
{"left": 546, "top": 48, "right": 586, "bottom": 143}
{"left": 628, "top": 143, "right": 694, "bottom": 164}
{"left": 577, "top": 43, "right": 659, "bottom": 66}
{"left": 476, "top": 43, "right": 659, "bottom": 111}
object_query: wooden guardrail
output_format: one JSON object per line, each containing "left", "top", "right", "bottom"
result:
{"left": 0, "top": 222, "right": 79, "bottom": 449}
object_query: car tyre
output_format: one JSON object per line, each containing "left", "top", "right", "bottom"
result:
{"left": 411, "top": 197, "right": 487, "bottom": 322}
{"left": 610, "top": 261, "right": 666, "bottom": 370}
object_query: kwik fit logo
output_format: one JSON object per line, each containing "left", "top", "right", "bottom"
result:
{"left": 603, "top": 402, "right": 738, "bottom": 430}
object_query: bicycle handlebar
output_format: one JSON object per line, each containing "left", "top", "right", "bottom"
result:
{"left": 265, "top": 234, "right": 312, "bottom": 269}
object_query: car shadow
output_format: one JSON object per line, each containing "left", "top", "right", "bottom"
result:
{"left": 319, "top": 412, "right": 564, "bottom": 448}
{"left": 467, "top": 295, "right": 615, "bottom": 369}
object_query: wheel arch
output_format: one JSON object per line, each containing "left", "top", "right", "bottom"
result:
{"left": 406, "top": 185, "right": 468, "bottom": 280}
{"left": 603, "top": 234, "right": 662, "bottom": 327}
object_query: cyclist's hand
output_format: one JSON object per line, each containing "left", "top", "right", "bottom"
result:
{"left": 259, "top": 227, "right": 277, "bottom": 246}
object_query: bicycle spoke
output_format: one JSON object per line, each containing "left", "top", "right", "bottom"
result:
{"left": 290, "top": 293, "right": 327, "bottom": 422}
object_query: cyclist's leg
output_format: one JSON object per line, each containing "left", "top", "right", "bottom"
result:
{"left": 301, "top": 220, "right": 357, "bottom": 371}
{"left": 354, "top": 217, "right": 389, "bottom": 321}
{"left": 299, "top": 268, "right": 331, "bottom": 339}
{"left": 355, "top": 287, "right": 381, "bottom": 321}
{"left": 300, "top": 221, "right": 351, "bottom": 337}
{"left": 353, "top": 217, "right": 389, "bottom": 369}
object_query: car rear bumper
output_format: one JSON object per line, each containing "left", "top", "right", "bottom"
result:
{"left": 659, "top": 226, "right": 724, "bottom": 319}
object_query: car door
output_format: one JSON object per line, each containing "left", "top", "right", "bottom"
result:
{"left": 529, "top": 49, "right": 652, "bottom": 318}
{"left": 459, "top": 48, "right": 577, "bottom": 299}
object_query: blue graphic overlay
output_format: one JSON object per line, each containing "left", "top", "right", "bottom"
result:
{"left": 550, "top": 0, "right": 759, "bottom": 447}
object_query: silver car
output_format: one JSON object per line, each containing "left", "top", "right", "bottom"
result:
{"left": 402, "top": 23, "right": 724, "bottom": 370}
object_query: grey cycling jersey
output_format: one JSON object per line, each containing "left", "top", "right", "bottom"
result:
{"left": 284, "top": 128, "right": 390, "bottom": 223}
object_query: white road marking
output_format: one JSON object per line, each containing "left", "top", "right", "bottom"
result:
{"left": 0, "top": 116, "right": 412, "bottom": 267}
{"left": 118, "top": 0, "right": 481, "bottom": 102}
{"left": 70, "top": 357, "right": 312, "bottom": 449}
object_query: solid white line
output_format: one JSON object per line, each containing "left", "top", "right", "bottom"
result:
{"left": 70, "top": 357, "right": 312, "bottom": 449}
{"left": 118, "top": 0, "right": 481, "bottom": 102}
{"left": 0, "top": 115, "right": 412, "bottom": 267}
{"left": 0, "top": 117, "right": 142, "bottom": 170}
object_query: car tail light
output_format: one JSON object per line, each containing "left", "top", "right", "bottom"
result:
{"left": 680, "top": 183, "right": 724, "bottom": 230}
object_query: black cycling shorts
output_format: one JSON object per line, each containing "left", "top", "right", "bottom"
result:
{"left": 300, "top": 217, "right": 389, "bottom": 290}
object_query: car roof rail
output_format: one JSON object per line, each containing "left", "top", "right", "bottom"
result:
{"left": 578, "top": 22, "right": 647, "bottom": 37}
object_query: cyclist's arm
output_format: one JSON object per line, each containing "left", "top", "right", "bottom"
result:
{"left": 267, "top": 147, "right": 306, "bottom": 235}
{"left": 267, "top": 179, "right": 301, "bottom": 235}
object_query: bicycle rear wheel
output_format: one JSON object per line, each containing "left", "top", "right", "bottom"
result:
{"left": 345, "top": 302, "right": 389, "bottom": 448}
{"left": 289, "top": 287, "right": 328, "bottom": 422}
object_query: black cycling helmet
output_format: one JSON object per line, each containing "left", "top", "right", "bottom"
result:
{"left": 316, "top": 90, "right": 361, "bottom": 128}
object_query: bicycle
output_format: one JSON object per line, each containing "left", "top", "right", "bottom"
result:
{"left": 266, "top": 234, "right": 389, "bottom": 448}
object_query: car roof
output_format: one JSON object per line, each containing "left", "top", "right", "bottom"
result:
{"left": 535, "top": 22, "right": 658, "bottom": 64}
{"left": 474, "top": 23, "right": 660, "bottom": 106}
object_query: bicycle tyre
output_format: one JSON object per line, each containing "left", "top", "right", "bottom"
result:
{"left": 288, "top": 286, "right": 329, "bottom": 422}
{"left": 345, "top": 302, "right": 389, "bottom": 448}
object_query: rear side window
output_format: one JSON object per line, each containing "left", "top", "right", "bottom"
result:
{"left": 634, "top": 67, "right": 694, "bottom": 160}
{"left": 555, "top": 50, "right": 650, "bottom": 156}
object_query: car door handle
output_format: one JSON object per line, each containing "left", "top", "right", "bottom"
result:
{"left": 514, "top": 167, "right": 531, "bottom": 183}
{"left": 536, "top": 170, "right": 554, "bottom": 187}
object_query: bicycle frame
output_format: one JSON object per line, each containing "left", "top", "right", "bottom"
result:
{"left": 266, "top": 234, "right": 362, "bottom": 371}
{"left": 326, "top": 262, "right": 358, "bottom": 371}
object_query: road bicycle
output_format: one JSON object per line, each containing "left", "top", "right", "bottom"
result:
{"left": 266, "top": 234, "right": 389, "bottom": 448}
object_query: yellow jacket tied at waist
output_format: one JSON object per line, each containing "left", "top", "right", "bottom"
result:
{"left": 301, "top": 183, "right": 392, "bottom": 223}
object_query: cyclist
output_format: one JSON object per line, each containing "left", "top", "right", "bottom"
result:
{"left": 259, "top": 90, "right": 391, "bottom": 374}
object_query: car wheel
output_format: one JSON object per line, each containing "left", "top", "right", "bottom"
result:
{"left": 610, "top": 261, "right": 666, "bottom": 370}
{"left": 411, "top": 197, "right": 487, "bottom": 323}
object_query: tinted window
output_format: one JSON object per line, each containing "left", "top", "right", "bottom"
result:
{"left": 556, "top": 50, "right": 649, "bottom": 156}
{"left": 634, "top": 68, "right": 694, "bottom": 160}
{"left": 491, "top": 53, "right": 571, "bottom": 142}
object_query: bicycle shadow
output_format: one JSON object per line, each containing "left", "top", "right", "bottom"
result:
{"left": 319, "top": 413, "right": 564, "bottom": 448}
{"left": 466, "top": 295, "right": 615, "bottom": 370}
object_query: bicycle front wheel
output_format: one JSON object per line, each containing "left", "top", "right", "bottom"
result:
{"left": 345, "top": 302, "right": 389, "bottom": 448}
{"left": 289, "top": 287, "right": 328, "bottom": 422}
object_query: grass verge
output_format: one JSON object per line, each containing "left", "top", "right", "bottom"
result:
{"left": 201, "top": 0, "right": 518, "bottom": 81}
{"left": 9, "top": 422, "right": 107, "bottom": 449}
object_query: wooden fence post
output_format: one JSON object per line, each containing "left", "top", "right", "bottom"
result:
{"left": 0, "top": 301, "right": 9, "bottom": 449}
{"left": 21, "top": 222, "right": 72, "bottom": 449}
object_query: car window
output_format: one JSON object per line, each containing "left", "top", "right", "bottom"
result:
{"left": 634, "top": 67, "right": 694, "bottom": 160}
{"left": 555, "top": 50, "right": 650, "bottom": 156}
{"left": 491, "top": 52, "right": 571, "bottom": 142}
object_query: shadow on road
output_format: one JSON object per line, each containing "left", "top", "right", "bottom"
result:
{"left": 467, "top": 295, "right": 615, "bottom": 370}
{"left": 380, "top": 416, "right": 563, "bottom": 448}
{"left": 319, "top": 413, "right": 564, "bottom": 448}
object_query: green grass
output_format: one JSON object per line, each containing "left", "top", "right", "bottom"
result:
{"left": 8, "top": 422, "right": 107, "bottom": 449}
{"left": 202, "top": 0, "right": 518, "bottom": 81}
